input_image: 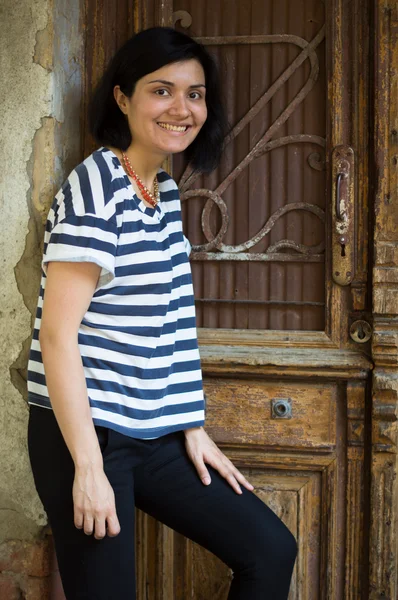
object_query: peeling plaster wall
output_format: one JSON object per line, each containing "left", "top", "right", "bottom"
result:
{"left": 0, "top": 0, "right": 83, "bottom": 543}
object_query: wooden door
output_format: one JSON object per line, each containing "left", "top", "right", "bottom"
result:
{"left": 82, "top": 1, "right": 377, "bottom": 597}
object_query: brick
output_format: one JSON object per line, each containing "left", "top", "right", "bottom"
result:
{"left": 0, "top": 573, "right": 21, "bottom": 600}
{"left": 0, "top": 538, "right": 51, "bottom": 577}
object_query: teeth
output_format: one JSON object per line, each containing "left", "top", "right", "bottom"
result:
{"left": 158, "top": 122, "right": 188, "bottom": 132}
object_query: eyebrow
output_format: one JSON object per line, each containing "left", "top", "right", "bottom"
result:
{"left": 146, "top": 79, "right": 206, "bottom": 88}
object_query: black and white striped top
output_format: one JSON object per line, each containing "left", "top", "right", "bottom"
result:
{"left": 27, "top": 147, "right": 205, "bottom": 439}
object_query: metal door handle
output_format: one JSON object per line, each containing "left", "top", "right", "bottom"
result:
{"left": 336, "top": 172, "right": 346, "bottom": 220}
{"left": 332, "top": 146, "right": 355, "bottom": 285}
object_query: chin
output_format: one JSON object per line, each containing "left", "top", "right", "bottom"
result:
{"left": 157, "top": 141, "right": 192, "bottom": 154}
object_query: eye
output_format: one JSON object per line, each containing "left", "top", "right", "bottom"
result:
{"left": 189, "top": 91, "right": 203, "bottom": 100}
{"left": 154, "top": 88, "right": 171, "bottom": 96}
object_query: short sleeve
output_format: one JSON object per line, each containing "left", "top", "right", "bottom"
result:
{"left": 42, "top": 211, "right": 119, "bottom": 289}
{"left": 183, "top": 234, "right": 192, "bottom": 257}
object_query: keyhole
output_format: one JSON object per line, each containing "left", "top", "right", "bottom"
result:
{"left": 357, "top": 325, "right": 365, "bottom": 340}
{"left": 339, "top": 236, "right": 347, "bottom": 257}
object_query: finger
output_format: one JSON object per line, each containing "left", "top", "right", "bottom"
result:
{"left": 74, "top": 507, "right": 83, "bottom": 529}
{"left": 224, "top": 472, "right": 243, "bottom": 495}
{"left": 83, "top": 515, "right": 94, "bottom": 536}
{"left": 215, "top": 454, "right": 254, "bottom": 493}
{"left": 106, "top": 512, "right": 121, "bottom": 537}
{"left": 93, "top": 515, "right": 106, "bottom": 540}
{"left": 207, "top": 457, "right": 243, "bottom": 495}
{"left": 233, "top": 469, "right": 254, "bottom": 491}
{"left": 194, "top": 458, "right": 212, "bottom": 485}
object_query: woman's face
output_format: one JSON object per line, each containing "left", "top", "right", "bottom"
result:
{"left": 114, "top": 59, "right": 208, "bottom": 158}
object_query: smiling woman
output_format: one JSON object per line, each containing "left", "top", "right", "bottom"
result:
{"left": 26, "top": 26, "right": 297, "bottom": 600}
{"left": 111, "top": 60, "right": 208, "bottom": 176}
{"left": 89, "top": 27, "right": 226, "bottom": 176}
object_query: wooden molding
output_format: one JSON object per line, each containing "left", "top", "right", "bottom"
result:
{"left": 372, "top": 318, "right": 398, "bottom": 366}
{"left": 198, "top": 328, "right": 336, "bottom": 348}
{"left": 370, "top": 1, "right": 398, "bottom": 597}
{"left": 346, "top": 383, "right": 367, "bottom": 598}
{"left": 200, "top": 345, "right": 372, "bottom": 380}
{"left": 369, "top": 452, "right": 398, "bottom": 598}
{"left": 372, "top": 371, "right": 398, "bottom": 453}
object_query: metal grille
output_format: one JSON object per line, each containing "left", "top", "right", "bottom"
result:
{"left": 173, "top": 0, "right": 326, "bottom": 330}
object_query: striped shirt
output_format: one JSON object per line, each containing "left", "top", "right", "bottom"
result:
{"left": 27, "top": 147, "right": 206, "bottom": 439}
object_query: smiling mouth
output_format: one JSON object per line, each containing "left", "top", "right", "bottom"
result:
{"left": 157, "top": 122, "right": 191, "bottom": 133}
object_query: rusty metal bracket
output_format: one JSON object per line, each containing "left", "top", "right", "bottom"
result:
{"left": 332, "top": 145, "right": 355, "bottom": 285}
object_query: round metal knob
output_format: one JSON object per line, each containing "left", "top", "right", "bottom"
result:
{"left": 271, "top": 398, "right": 292, "bottom": 419}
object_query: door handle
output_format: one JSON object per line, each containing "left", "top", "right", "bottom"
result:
{"left": 335, "top": 172, "right": 346, "bottom": 220}
{"left": 332, "top": 146, "right": 355, "bottom": 285}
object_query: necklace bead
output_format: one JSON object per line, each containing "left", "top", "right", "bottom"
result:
{"left": 121, "top": 152, "right": 160, "bottom": 208}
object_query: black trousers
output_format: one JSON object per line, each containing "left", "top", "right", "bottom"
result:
{"left": 28, "top": 406, "right": 297, "bottom": 599}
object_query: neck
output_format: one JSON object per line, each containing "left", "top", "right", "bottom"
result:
{"left": 118, "top": 144, "right": 166, "bottom": 189}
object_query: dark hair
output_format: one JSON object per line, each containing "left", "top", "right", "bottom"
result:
{"left": 88, "top": 27, "right": 227, "bottom": 174}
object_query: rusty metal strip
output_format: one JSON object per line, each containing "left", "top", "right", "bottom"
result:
{"left": 254, "top": 134, "right": 326, "bottom": 171}
{"left": 190, "top": 252, "right": 324, "bottom": 263}
{"left": 216, "top": 202, "right": 325, "bottom": 253}
{"left": 181, "top": 188, "right": 229, "bottom": 252}
{"left": 267, "top": 239, "right": 325, "bottom": 255}
{"left": 187, "top": 202, "right": 325, "bottom": 254}
{"left": 195, "top": 299, "right": 325, "bottom": 306}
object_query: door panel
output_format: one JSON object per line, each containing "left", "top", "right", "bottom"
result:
{"left": 204, "top": 378, "right": 337, "bottom": 450}
{"left": 172, "top": 0, "right": 327, "bottom": 331}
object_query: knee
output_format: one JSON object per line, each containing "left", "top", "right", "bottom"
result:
{"left": 278, "top": 526, "right": 298, "bottom": 566}
{"left": 254, "top": 520, "right": 297, "bottom": 573}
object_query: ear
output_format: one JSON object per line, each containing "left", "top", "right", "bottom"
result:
{"left": 113, "top": 85, "right": 129, "bottom": 115}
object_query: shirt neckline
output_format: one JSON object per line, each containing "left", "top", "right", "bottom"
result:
{"left": 101, "top": 147, "right": 162, "bottom": 219}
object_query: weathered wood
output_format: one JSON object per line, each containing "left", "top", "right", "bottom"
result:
{"left": 203, "top": 378, "right": 337, "bottom": 450}
{"left": 370, "top": 1, "right": 398, "bottom": 598}
{"left": 345, "top": 383, "right": 367, "bottom": 599}
{"left": 200, "top": 345, "right": 372, "bottom": 380}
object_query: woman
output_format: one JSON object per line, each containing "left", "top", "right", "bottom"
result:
{"left": 27, "top": 27, "right": 297, "bottom": 599}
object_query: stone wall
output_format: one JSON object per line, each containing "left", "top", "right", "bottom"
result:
{"left": 0, "top": 0, "right": 82, "bottom": 596}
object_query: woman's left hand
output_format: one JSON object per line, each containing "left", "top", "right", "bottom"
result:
{"left": 184, "top": 426, "right": 254, "bottom": 495}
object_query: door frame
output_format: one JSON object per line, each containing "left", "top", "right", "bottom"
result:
{"left": 370, "top": 1, "right": 398, "bottom": 598}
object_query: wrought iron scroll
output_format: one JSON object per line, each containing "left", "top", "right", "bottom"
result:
{"left": 173, "top": 12, "right": 326, "bottom": 263}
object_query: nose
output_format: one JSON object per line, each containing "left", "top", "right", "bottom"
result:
{"left": 168, "top": 93, "right": 191, "bottom": 118}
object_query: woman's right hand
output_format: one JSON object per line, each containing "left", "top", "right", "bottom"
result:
{"left": 73, "top": 465, "right": 121, "bottom": 540}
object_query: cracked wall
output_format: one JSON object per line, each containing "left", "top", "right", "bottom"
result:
{"left": 0, "top": 0, "right": 83, "bottom": 552}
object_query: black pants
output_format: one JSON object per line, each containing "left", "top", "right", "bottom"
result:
{"left": 28, "top": 406, "right": 297, "bottom": 599}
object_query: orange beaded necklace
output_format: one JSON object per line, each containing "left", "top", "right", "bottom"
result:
{"left": 121, "top": 152, "right": 160, "bottom": 208}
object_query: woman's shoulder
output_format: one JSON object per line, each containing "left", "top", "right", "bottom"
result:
{"left": 61, "top": 148, "right": 126, "bottom": 214}
{"left": 81, "top": 147, "right": 124, "bottom": 185}
{"left": 69, "top": 147, "right": 126, "bottom": 185}
{"left": 157, "top": 168, "right": 180, "bottom": 203}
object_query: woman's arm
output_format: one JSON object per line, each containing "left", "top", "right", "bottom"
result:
{"left": 39, "top": 261, "right": 120, "bottom": 540}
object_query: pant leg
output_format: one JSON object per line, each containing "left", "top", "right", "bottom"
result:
{"left": 27, "top": 406, "right": 136, "bottom": 600}
{"left": 134, "top": 431, "right": 297, "bottom": 600}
